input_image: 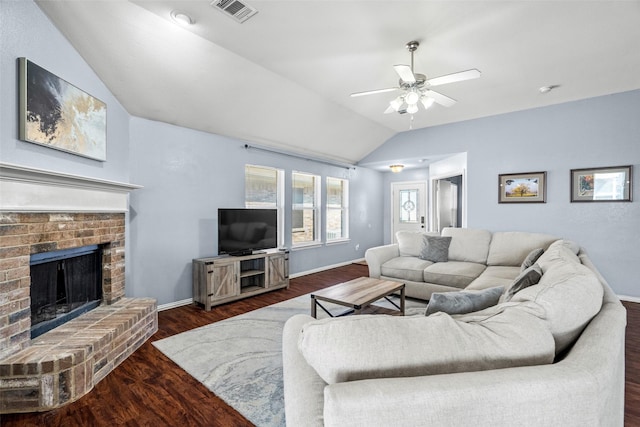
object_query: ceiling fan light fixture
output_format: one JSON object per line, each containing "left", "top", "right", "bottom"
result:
{"left": 389, "top": 96, "right": 404, "bottom": 111}
{"left": 389, "top": 164, "right": 404, "bottom": 173}
{"left": 406, "top": 103, "right": 419, "bottom": 114}
{"left": 405, "top": 90, "right": 420, "bottom": 105}
{"left": 420, "top": 96, "right": 435, "bottom": 109}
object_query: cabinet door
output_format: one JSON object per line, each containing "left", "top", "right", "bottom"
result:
{"left": 209, "top": 262, "right": 239, "bottom": 301}
{"left": 267, "top": 254, "right": 288, "bottom": 288}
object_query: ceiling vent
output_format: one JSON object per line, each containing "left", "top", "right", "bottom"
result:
{"left": 211, "top": 0, "right": 258, "bottom": 23}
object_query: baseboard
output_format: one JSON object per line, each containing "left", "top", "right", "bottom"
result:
{"left": 158, "top": 298, "right": 193, "bottom": 311}
{"left": 289, "top": 258, "right": 365, "bottom": 279}
{"left": 618, "top": 295, "right": 640, "bottom": 304}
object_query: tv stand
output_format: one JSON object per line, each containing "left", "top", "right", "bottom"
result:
{"left": 192, "top": 249, "right": 289, "bottom": 311}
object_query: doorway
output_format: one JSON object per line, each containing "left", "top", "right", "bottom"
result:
{"left": 432, "top": 175, "right": 463, "bottom": 233}
{"left": 391, "top": 181, "right": 427, "bottom": 242}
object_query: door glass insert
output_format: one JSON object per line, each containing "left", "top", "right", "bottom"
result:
{"left": 399, "top": 189, "right": 419, "bottom": 223}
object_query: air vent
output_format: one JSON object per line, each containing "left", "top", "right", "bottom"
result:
{"left": 211, "top": 0, "right": 258, "bottom": 23}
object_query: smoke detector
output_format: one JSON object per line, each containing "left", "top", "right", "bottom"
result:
{"left": 211, "top": 0, "right": 258, "bottom": 23}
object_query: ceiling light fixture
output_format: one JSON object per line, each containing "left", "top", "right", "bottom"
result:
{"left": 170, "top": 10, "right": 194, "bottom": 26}
{"left": 539, "top": 84, "right": 559, "bottom": 94}
{"left": 352, "top": 41, "right": 481, "bottom": 117}
{"left": 389, "top": 164, "right": 404, "bottom": 173}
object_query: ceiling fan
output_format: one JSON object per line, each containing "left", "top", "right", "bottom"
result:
{"left": 351, "top": 41, "right": 481, "bottom": 115}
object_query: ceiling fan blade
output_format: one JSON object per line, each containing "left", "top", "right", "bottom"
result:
{"left": 350, "top": 87, "right": 399, "bottom": 97}
{"left": 426, "top": 69, "right": 481, "bottom": 87}
{"left": 383, "top": 105, "right": 396, "bottom": 114}
{"left": 424, "top": 90, "right": 457, "bottom": 107}
{"left": 393, "top": 64, "right": 416, "bottom": 84}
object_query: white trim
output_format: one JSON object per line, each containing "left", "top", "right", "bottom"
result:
{"left": 290, "top": 258, "right": 364, "bottom": 278}
{"left": 618, "top": 295, "right": 640, "bottom": 304}
{"left": 326, "top": 238, "right": 350, "bottom": 246}
{"left": 0, "top": 162, "right": 142, "bottom": 212}
{"left": 158, "top": 298, "right": 193, "bottom": 311}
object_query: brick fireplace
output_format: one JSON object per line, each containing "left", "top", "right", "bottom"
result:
{"left": 0, "top": 163, "right": 157, "bottom": 413}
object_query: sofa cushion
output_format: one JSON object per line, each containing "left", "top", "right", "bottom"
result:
{"left": 381, "top": 257, "right": 433, "bottom": 282}
{"left": 423, "top": 261, "right": 486, "bottom": 289}
{"left": 486, "top": 232, "right": 558, "bottom": 266}
{"left": 297, "top": 305, "right": 555, "bottom": 384}
{"left": 396, "top": 231, "right": 438, "bottom": 257}
{"left": 419, "top": 235, "right": 452, "bottom": 262}
{"left": 425, "top": 286, "right": 504, "bottom": 316}
{"left": 441, "top": 227, "right": 492, "bottom": 264}
{"left": 521, "top": 248, "right": 544, "bottom": 271}
{"left": 502, "top": 264, "right": 543, "bottom": 302}
{"left": 511, "top": 256, "right": 603, "bottom": 354}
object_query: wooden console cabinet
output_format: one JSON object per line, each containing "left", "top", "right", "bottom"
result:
{"left": 192, "top": 250, "right": 289, "bottom": 311}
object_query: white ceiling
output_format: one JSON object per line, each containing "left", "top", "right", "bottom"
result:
{"left": 36, "top": 1, "right": 640, "bottom": 167}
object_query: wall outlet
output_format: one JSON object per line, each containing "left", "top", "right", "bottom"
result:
{"left": 355, "top": 244, "right": 360, "bottom": 251}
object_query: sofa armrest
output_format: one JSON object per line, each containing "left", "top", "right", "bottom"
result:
{"left": 364, "top": 244, "right": 399, "bottom": 278}
{"left": 282, "top": 314, "right": 326, "bottom": 427}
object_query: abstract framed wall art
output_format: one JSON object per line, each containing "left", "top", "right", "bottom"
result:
{"left": 570, "top": 165, "right": 632, "bottom": 202}
{"left": 19, "top": 58, "right": 107, "bottom": 161}
{"left": 498, "top": 171, "right": 546, "bottom": 203}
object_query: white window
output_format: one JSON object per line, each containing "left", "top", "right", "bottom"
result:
{"left": 292, "top": 171, "right": 321, "bottom": 246}
{"left": 326, "top": 177, "right": 349, "bottom": 241}
{"left": 245, "top": 165, "right": 284, "bottom": 246}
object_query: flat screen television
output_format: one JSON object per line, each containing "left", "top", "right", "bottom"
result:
{"left": 218, "top": 208, "right": 278, "bottom": 256}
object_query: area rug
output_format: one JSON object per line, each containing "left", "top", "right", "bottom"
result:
{"left": 152, "top": 293, "right": 427, "bottom": 426}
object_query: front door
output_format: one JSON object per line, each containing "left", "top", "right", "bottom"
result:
{"left": 391, "top": 181, "right": 427, "bottom": 243}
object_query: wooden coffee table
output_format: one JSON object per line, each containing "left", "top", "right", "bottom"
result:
{"left": 310, "top": 277, "right": 405, "bottom": 318}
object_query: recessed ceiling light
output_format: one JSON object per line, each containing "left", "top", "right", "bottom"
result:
{"left": 539, "top": 85, "right": 560, "bottom": 94}
{"left": 171, "top": 10, "right": 194, "bottom": 26}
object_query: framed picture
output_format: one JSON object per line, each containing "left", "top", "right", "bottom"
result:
{"left": 498, "top": 171, "right": 546, "bottom": 203}
{"left": 570, "top": 165, "right": 632, "bottom": 202}
{"left": 19, "top": 58, "right": 107, "bottom": 161}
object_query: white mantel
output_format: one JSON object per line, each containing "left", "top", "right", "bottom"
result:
{"left": 0, "top": 162, "right": 142, "bottom": 212}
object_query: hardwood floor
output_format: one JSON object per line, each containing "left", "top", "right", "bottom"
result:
{"left": 1, "top": 263, "right": 638, "bottom": 426}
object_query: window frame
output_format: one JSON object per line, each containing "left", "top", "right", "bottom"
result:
{"left": 244, "top": 164, "right": 285, "bottom": 248}
{"left": 325, "top": 176, "right": 349, "bottom": 243}
{"left": 291, "top": 171, "right": 322, "bottom": 248}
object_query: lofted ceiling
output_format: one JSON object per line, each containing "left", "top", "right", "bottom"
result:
{"left": 36, "top": 1, "right": 640, "bottom": 167}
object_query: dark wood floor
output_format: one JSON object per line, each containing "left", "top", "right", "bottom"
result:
{"left": 2, "top": 263, "right": 638, "bottom": 426}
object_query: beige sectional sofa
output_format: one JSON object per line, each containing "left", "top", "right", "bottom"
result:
{"left": 282, "top": 229, "right": 627, "bottom": 426}
{"left": 365, "top": 227, "right": 560, "bottom": 300}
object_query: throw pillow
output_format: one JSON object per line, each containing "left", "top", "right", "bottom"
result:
{"left": 419, "top": 235, "right": 452, "bottom": 263}
{"left": 503, "top": 263, "right": 543, "bottom": 302}
{"left": 521, "top": 248, "right": 544, "bottom": 272}
{"left": 425, "top": 286, "right": 504, "bottom": 316}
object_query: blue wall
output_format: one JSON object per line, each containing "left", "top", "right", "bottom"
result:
{"left": 362, "top": 90, "right": 640, "bottom": 297}
{"left": 128, "top": 118, "right": 384, "bottom": 305}
{"left": 0, "top": 0, "right": 130, "bottom": 182}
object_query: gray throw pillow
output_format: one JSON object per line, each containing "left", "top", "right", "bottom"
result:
{"left": 521, "top": 248, "right": 544, "bottom": 272}
{"left": 419, "top": 235, "right": 452, "bottom": 263}
{"left": 425, "top": 286, "right": 504, "bottom": 316}
{"left": 504, "top": 263, "right": 543, "bottom": 302}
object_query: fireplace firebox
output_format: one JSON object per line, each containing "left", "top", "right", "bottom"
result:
{"left": 30, "top": 245, "right": 103, "bottom": 339}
